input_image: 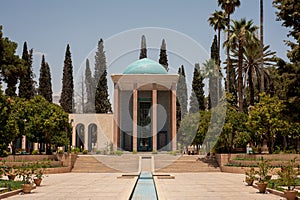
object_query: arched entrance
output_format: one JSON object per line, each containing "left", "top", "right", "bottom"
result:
{"left": 76, "top": 124, "right": 85, "bottom": 150}
{"left": 88, "top": 124, "right": 97, "bottom": 152}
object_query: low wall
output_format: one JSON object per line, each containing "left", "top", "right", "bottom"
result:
{"left": 1, "top": 155, "right": 57, "bottom": 162}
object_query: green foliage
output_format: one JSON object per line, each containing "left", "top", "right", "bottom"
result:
{"left": 19, "top": 42, "right": 35, "bottom": 100}
{"left": 255, "top": 157, "right": 273, "bottom": 183}
{"left": 31, "top": 150, "right": 39, "bottom": 155}
{"left": 176, "top": 65, "right": 188, "bottom": 131}
{"left": 277, "top": 157, "right": 299, "bottom": 190}
{"left": 189, "top": 63, "right": 205, "bottom": 113}
{"left": 273, "top": 0, "right": 300, "bottom": 63}
{"left": 84, "top": 58, "right": 94, "bottom": 113}
{"left": 59, "top": 44, "right": 74, "bottom": 113}
{"left": 226, "top": 18, "right": 258, "bottom": 112}
{"left": 82, "top": 150, "right": 88, "bottom": 154}
{"left": 159, "top": 39, "right": 168, "bottom": 71}
{"left": 0, "top": 25, "right": 23, "bottom": 97}
{"left": 94, "top": 39, "right": 112, "bottom": 113}
{"left": 139, "top": 35, "right": 147, "bottom": 59}
{"left": 247, "top": 93, "right": 286, "bottom": 154}
{"left": 38, "top": 55, "right": 52, "bottom": 102}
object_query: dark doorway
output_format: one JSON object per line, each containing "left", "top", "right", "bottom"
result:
{"left": 137, "top": 101, "right": 152, "bottom": 151}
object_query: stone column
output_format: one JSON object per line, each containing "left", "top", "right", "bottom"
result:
{"left": 113, "top": 84, "right": 119, "bottom": 150}
{"left": 171, "top": 83, "right": 177, "bottom": 151}
{"left": 21, "top": 135, "right": 26, "bottom": 150}
{"left": 133, "top": 83, "right": 138, "bottom": 152}
{"left": 72, "top": 121, "right": 76, "bottom": 148}
{"left": 152, "top": 83, "right": 157, "bottom": 151}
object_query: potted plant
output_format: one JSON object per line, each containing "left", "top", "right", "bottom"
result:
{"left": 34, "top": 168, "right": 45, "bottom": 186}
{"left": 277, "top": 158, "right": 299, "bottom": 200}
{"left": 18, "top": 165, "right": 35, "bottom": 193}
{"left": 2, "top": 166, "right": 18, "bottom": 181}
{"left": 245, "top": 167, "right": 256, "bottom": 186}
{"left": 255, "top": 157, "right": 272, "bottom": 193}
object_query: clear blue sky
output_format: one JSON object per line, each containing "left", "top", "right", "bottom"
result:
{"left": 0, "top": 0, "right": 289, "bottom": 96}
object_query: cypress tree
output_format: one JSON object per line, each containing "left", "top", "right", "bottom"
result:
{"left": 85, "top": 58, "right": 94, "bottom": 113}
{"left": 19, "top": 42, "right": 35, "bottom": 99}
{"left": 176, "top": 65, "right": 188, "bottom": 130}
{"left": 139, "top": 35, "right": 147, "bottom": 59}
{"left": 189, "top": 63, "right": 205, "bottom": 113}
{"left": 94, "top": 39, "right": 112, "bottom": 113}
{"left": 59, "top": 44, "right": 74, "bottom": 113}
{"left": 159, "top": 39, "right": 169, "bottom": 71}
{"left": 95, "top": 69, "right": 112, "bottom": 113}
{"left": 38, "top": 55, "right": 53, "bottom": 102}
{"left": 94, "top": 39, "right": 105, "bottom": 85}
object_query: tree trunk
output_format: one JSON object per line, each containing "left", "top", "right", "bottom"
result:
{"left": 260, "top": 0, "right": 264, "bottom": 92}
{"left": 226, "top": 13, "right": 231, "bottom": 93}
{"left": 217, "top": 28, "right": 221, "bottom": 67}
{"left": 249, "top": 66, "right": 255, "bottom": 106}
{"left": 238, "top": 41, "right": 244, "bottom": 112}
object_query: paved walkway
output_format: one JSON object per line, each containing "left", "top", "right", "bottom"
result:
{"left": 5, "top": 172, "right": 281, "bottom": 200}
{"left": 155, "top": 173, "right": 280, "bottom": 200}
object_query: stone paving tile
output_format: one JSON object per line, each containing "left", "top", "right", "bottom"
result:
{"left": 4, "top": 173, "right": 135, "bottom": 200}
{"left": 155, "top": 172, "right": 281, "bottom": 200}
{"left": 4, "top": 172, "right": 283, "bottom": 200}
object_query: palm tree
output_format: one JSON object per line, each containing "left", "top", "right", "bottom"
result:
{"left": 225, "top": 18, "right": 258, "bottom": 112}
{"left": 218, "top": 0, "right": 241, "bottom": 93}
{"left": 231, "top": 43, "right": 276, "bottom": 106}
{"left": 208, "top": 10, "right": 227, "bottom": 67}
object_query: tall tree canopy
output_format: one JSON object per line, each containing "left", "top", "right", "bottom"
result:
{"left": 19, "top": 42, "right": 35, "bottom": 99}
{"left": 159, "top": 39, "right": 169, "bottom": 71}
{"left": 189, "top": 63, "right": 205, "bottom": 113}
{"left": 273, "top": 0, "right": 300, "bottom": 63}
{"left": 139, "top": 35, "right": 147, "bottom": 59}
{"left": 94, "top": 39, "right": 112, "bottom": 113}
{"left": 218, "top": 0, "right": 241, "bottom": 94}
{"left": 59, "top": 44, "right": 74, "bottom": 113}
{"left": 85, "top": 58, "right": 94, "bottom": 113}
{"left": 0, "top": 26, "right": 22, "bottom": 96}
{"left": 38, "top": 55, "right": 53, "bottom": 102}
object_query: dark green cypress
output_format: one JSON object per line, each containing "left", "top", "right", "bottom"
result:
{"left": 159, "top": 39, "right": 169, "bottom": 71}
{"left": 95, "top": 69, "right": 112, "bottom": 113}
{"left": 85, "top": 58, "right": 94, "bottom": 113}
{"left": 19, "top": 42, "right": 35, "bottom": 99}
{"left": 59, "top": 44, "right": 74, "bottom": 113}
{"left": 189, "top": 63, "right": 205, "bottom": 113}
{"left": 0, "top": 26, "right": 22, "bottom": 97}
{"left": 139, "top": 35, "right": 147, "bottom": 59}
{"left": 94, "top": 39, "right": 112, "bottom": 113}
{"left": 38, "top": 55, "right": 52, "bottom": 102}
{"left": 176, "top": 65, "right": 188, "bottom": 131}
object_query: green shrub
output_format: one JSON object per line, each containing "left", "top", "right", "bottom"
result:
{"left": 152, "top": 150, "right": 157, "bottom": 154}
{"left": 71, "top": 147, "right": 80, "bottom": 154}
{"left": 82, "top": 150, "right": 88, "bottom": 154}
{"left": 31, "top": 150, "right": 39, "bottom": 155}
{"left": 96, "top": 150, "right": 102, "bottom": 154}
{"left": 132, "top": 150, "right": 137, "bottom": 154}
{"left": 115, "top": 151, "right": 123, "bottom": 156}
{"left": 57, "top": 150, "right": 64, "bottom": 154}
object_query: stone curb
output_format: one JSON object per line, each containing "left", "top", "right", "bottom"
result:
{"left": 252, "top": 184, "right": 299, "bottom": 200}
{"left": 0, "top": 189, "right": 22, "bottom": 199}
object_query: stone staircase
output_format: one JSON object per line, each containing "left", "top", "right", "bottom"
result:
{"left": 72, "top": 155, "right": 121, "bottom": 173}
{"left": 72, "top": 154, "right": 140, "bottom": 173}
{"left": 72, "top": 154, "right": 220, "bottom": 173}
{"left": 155, "top": 155, "right": 220, "bottom": 173}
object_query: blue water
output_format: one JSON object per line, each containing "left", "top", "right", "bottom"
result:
{"left": 130, "top": 171, "right": 158, "bottom": 200}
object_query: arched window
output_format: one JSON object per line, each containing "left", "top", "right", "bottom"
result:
{"left": 76, "top": 124, "right": 85, "bottom": 150}
{"left": 88, "top": 124, "right": 97, "bottom": 152}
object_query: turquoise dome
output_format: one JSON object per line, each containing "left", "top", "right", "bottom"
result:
{"left": 123, "top": 58, "right": 168, "bottom": 74}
